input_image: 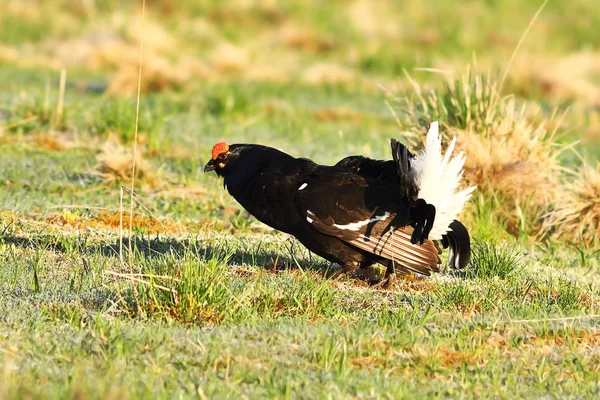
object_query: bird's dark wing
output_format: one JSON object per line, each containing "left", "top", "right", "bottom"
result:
{"left": 334, "top": 156, "right": 398, "bottom": 183}
{"left": 294, "top": 173, "right": 440, "bottom": 275}
{"left": 335, "top": 141, "right": 435, "bottom": 245}
{"left": 335, "top": 140, "right": 415, "bottom": 188}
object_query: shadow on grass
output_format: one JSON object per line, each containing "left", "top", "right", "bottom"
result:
{"left": 0, "top": 234, "right": 336, "bottom": 276}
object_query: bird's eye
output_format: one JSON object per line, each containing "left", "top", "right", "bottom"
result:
{"left": 218, "top": 153, "right": 228, "bottom": 161}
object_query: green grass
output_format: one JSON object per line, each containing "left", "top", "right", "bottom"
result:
{"left": 1, "top": 226, "right": 599, "bottom": 398}
{"left": 2, "top": 0, "right": 600, "bottom": 398}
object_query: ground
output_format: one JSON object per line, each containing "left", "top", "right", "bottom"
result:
{"left": 1, "top": 1, "right": 600, "bottom": 398}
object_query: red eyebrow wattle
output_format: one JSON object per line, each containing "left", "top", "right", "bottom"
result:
{"left": 211, "top": 142, "right": 229, "bottom": 160}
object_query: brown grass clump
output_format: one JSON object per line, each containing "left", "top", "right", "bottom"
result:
{"left": 30, "top": 131, "right": 77, "bottom": 151}
{"left": 302, "top": 63, "right": 356, "bottom": 86}
{"left": 0, "top": 11, "right": 212, "bottom": 96}
{"left": 312, "top": 106, "right": 364, "bottom": 123}
{"left": 47, "top": 210, "right": 179, "bottom": 234}
{"left": 509, "top": 51, "right": 600, "bottom": 106}
{"left": 280, "top": 23, "right": 336, "bottom": 53}
{"left": 104, "top": 15, "right": 211, "bottom": 95}
{"left": 458, "top": 103, "right": 563, "bottom": 207}
{"left": 541, "top": 161, "right": 600, "bottom": 244}
{"left": 209, "top": 42, "right": 250, "bottom": 75}
{"left": 95, "top": 136, "right": 164, "bottom": 188}
{"left": 107, "top": 53, "right": 210, "bottom": 96}
{"left": 391, "top": 69, "right": 568, "bottom": 233}
{"left": 207, "top": 2, "right": 286, "bottom": 28}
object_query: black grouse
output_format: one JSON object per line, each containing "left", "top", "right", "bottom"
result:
{"left": 204, "top": 122, "right": 475, "bottom": 285}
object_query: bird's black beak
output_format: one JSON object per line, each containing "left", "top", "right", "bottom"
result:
{"left": 204, "top": 160, "right": 216, "bottom": 173}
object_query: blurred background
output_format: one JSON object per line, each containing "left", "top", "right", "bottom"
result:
{"left": 1, "top": 0, "right": 599, "bottom": 152}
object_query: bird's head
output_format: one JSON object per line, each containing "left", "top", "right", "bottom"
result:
{"left": 204, "top": 141, "right": 240, "bottom": 177}
{"left": 205, "top": 141, "right": 295, "bottom": 179}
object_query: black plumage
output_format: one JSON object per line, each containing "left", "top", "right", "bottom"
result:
{"left": 204, "top": 140, "right": 455, "bottom": 284}
{"left": 336, "top": 140, "right": 471, "bottom": 270}
{"left": 335, "top": 140, "right": 437, "bottom": 246}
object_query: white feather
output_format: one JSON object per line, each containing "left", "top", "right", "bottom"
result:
{"left": 410, "top": 121, "right": 476, "bottom": 240}
{"left": 333, "top": 212, "right": 390, "bottom": 231}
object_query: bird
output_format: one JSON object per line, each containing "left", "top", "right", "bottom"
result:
{"left": 204, "top": 121, "right": 475, "bottom": 286}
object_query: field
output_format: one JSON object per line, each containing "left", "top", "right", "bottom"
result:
{"left": 1, "top": 0, "right": 600, "bottom": 398}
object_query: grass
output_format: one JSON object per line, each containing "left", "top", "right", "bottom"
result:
{"left": 1, "top": 227, "right": 599, "bottom": 398}
{"left": 2, "top": 0, "right": 600, "bottom": 398}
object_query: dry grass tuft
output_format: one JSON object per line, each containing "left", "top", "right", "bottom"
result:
{"left": 107, "top": 53, "right": 209, "bottom": 96}
{"left": 207, "top": 2, "right": 286, "bottom": 28}
{"left": 509, "top": 51, "right": 600, "bottom": 106}
{"left": 244, "top": 61, "right": 291, "bottom": 83}
{"left": 0, "top": 5, "right": 382, "bottom": 93}
{"left": 0, "top": 44, "right": 58, "bottom": 69}
{"left": 302, "top": 63, "right": 356, "bottom": 86}
{"left": 348, "top": 0, "right": 439, "bottom": 44}
{"left": 541, "top": 161, "right": 600, "bottom": 244}
{"left": 30, "top": 131, "right": 79, "bottom": 151}
{"left": 458, "top": 103, "right": 563, "bottom": 207}
{"left": 102, "top": 15, "right": 210, "bottom": 95}
{"left": 47, "top": 210, "right": 180, "bottom": 234}
{"left": 94, "top": 135, "right": 164, "bottom": 188}
{"left": 280, "top": 23, "right": 336, "bottom": 53}
{"left": 312, "top": 106, "right": 364, "bottom": 123}
{"left": 210, "top": 42, "right": 250, "bottom": 74}
{"left": 392, "top": 69, "right": 568, "bottom": 233}
{"left": 0, "top": 11, "right": 211, "bottom": 96}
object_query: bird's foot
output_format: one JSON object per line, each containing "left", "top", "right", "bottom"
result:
{"left": 327, "top": 261, "right": 363, "bottom": 281}
{"left": 326, "top": 268, "right": 346, "bottom": 280}
{"left": 371, "top": 273, "right": 397, "bottom": 289}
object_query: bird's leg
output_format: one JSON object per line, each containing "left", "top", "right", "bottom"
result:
{"left": 327, "top": 268, "right": 346, "bottom": 280}
{"left": 327, "top": 260, "right": 361, "bottom": 280}
{"left": 285, "top": 236, "right": 304, "bottom": 269}
{"left": 371, "top": 261, "right": 397, "bottom": 289}
{"left": 372, "top": 273, "right": 396, "bottom": 288}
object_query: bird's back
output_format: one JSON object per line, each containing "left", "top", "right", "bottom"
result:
{"left": 223, "top": 148, "right": 317, "bottom": 234}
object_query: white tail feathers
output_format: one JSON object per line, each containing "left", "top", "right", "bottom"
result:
{"left": 410, "top": 122, "right": 476, "bottom": 240}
